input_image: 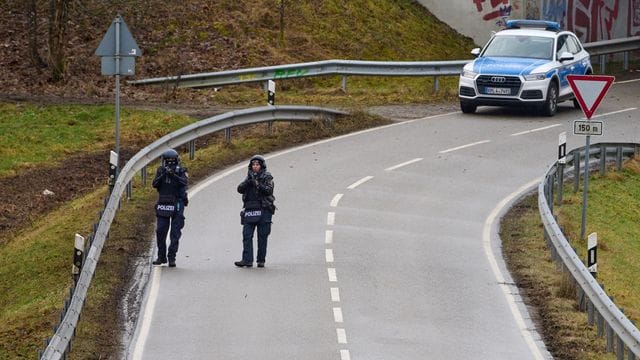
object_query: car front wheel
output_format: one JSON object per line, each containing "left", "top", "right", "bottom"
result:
{"left": 541, "top": 82, "right": 558, "bottom": 116}
{"left": 460, "top": 101, "right": 477, "bottom": 114}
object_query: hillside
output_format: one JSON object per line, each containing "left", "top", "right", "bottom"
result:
{"left": 0, "top": 0, "right": 475, "bottom": 103}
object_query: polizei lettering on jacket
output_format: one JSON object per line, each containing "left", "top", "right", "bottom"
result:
{"left": 157, "top": 204, "right": 176, "bottom": 211}
{"left": 244, "top": 210, "right": 262, "bottom": 217}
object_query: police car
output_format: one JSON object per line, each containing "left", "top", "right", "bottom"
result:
{"left": 458, "top": 20, "right": 592, "bottom": 116}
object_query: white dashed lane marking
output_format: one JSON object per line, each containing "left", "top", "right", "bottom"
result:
{"left": 336, "top": 328, "right": 348, "bottom": 344}
{"left": 510, "top": 124, "right": 561, "bottom": 137}
{"left": 330, "top": 193, "right": 344, "bottom": 207}
{"left": 327, "top": 212, "right": 335, "bottom": 226}
{"left": 325, "top": 230, "right": 333, "bottom": 244}
{"left": 331, "top": 287, "right": 340, "bottom": 302}
{"left": 333, "top": 307, "right": 344, "bottom": 323}
{"left": 385, "top": 157, "right": 423, "bottom": 171}
{"left": 439, "top": 140, "right": 490, "bottom": 154}
{"left": 325, "top": 249, "right": 334, "bottom": 263}
{"left": 328, "top": 268, "right": 337, "bottom": 282}
{"left": 347, "top": 176, "right": 373, "bottom": 189}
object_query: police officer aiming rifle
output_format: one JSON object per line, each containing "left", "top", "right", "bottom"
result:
{"left": 152, "top": 149, "right": 188, "bottom": 267}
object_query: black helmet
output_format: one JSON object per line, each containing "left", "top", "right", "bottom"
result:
{"left": 162, "top": 149, "right": 180, "bottom": 168}
{"left": 248, "top": 154, "right": 266, "bottom": 170}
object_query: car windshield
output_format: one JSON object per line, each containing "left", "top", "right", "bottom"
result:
{"left": 482, "top": 35, "right": 554, "bottom": 60}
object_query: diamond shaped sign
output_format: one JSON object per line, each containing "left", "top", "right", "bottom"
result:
{"left": 567, "top": 75, "right": 615, "bottom": 119}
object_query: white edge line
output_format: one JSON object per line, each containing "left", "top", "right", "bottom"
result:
{"left": 330, "top": 193, "right": 344, "bottom": 207}
{"left": 385, "top": 157, "right": 423, "bottom": 171}
{"left": 483, "top": 177, "right": 546, "bottom": 360}
{"left": 510, "top": 124, "right": 561, "bottom": 137}
{"left": 132, "top": 110, "right": 462, "bottom": 356}
{"left": 131, "top": 268, "right": 161, "bottom": 360}
{"left": 439, "top": 140, "right": 490, "bottom": 154}
{"left": 347, "top": 175, "right": 373, "bottom": 189}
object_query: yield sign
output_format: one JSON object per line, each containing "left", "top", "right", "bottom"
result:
{"left": 567, "top": 75, "right": 615, "bottom": 119}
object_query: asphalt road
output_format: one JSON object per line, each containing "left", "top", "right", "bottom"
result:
{"left": 129, "top": 78, "right": 640, "bottom": 360}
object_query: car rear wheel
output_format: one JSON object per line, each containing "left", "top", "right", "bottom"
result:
{"left": 541, "top": 82, "right": 558, "bottom": 116}
{"left": 460, "top": 101, "right": 477, "bottom": 114}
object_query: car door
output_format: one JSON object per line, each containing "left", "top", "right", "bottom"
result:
{"left": 555, "top": 34, "right": 577, "bottom": 97}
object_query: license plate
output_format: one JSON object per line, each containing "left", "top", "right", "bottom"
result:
{"left": 485, "top": 87, "right": 511, "bottom": 95}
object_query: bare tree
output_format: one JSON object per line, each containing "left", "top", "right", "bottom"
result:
{"left": 276, "top": 0, "right": 287, "bottom": 46}
{"left": 26, "top": 0, "right": 47, "bottom": 68}
{"left": 48, "top": 0, "right": 70, "bottom": 82}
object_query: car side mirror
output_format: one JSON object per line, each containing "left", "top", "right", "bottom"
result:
{"left": 471, "top": 48, "right": 481, "bottom": 57}
{"left": 559, "top": 52, "right": 574, "bottom": 62}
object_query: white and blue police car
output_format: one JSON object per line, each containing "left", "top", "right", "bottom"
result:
{"left": 458, "top": 20, "right": 592, "bottom": 116}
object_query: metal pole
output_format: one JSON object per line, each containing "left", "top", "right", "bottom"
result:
{"left": 115, "top": 16, "right": 121, "bottom": 172}
{"left": 580, "top": 135, "right": 591, "bottom": 240}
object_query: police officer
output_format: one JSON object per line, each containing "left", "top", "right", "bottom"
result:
{"left": 152, "top": 149, "right": 188, "bottom": 267}
{"left": 235, "top": 155, "right": 276, "bottom": 268}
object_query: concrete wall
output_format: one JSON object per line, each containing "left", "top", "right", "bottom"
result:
{"left": 417, "top": 0, "right": 640, "bottom": 47}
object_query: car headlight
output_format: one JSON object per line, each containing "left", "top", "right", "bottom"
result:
{"left": 461, "top": 70, "right": 478, "bottom": 79}
{"left": 524, "top": 73, "right": 546, "bottom": 81}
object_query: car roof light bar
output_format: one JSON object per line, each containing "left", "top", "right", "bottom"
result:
{"left": 505, "top": 20, "right": 561, "bottom": 31}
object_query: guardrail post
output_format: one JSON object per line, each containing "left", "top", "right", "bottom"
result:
{"left": 617, "top": 333, "right": 625, "bottom": 359}
{"left": 574, "top": 150, "right": 581, "bottom": 192}
{"left": 433, "top": 76, "right": 440, "bottom": 92}
{"left": 624, "top": 51, "right": 629, "bottom": 71}
{"left": 607, "top": 321, "right": 614, "bottom": 352}
{"left": 588, "top": 299, "right": 595, "bottom": 325}
{"left": 188, "top": 140, "right": 195, "bottom": 160}
{"left": 617, "top": 145, "right": 623, "bottom": 170}
{"left": 126, "top": 181, "right": 132, "bottom": 200}
{"left": 599, "top": 54, "right": 606, "bottom": 74}
{"left": 141, "top": 166, "right": 147, "bottom": 186}
{"left": 600, "top": 144, "right": 606, "bottom": 176}
{"left": 341, "top": 76, "right": 347, "bottom": 93}
{"left": 597, "top": 310, "right": 604, "bottom": 337}
{"left": 557, "top": 160, "right": 565, "bottom": 205}
{"left": 225, "top": 128, "right": 232, "bottom": 143}
{"left": 630, "top": 346, "right": 637, "bottom": 359}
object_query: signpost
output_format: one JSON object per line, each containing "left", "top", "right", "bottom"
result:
{"left": 567, "top": 74, "right": 615, "bottom": 240}
{"left": 587, "top": 232, "right": 597, "bottom": 278}
{"left": 95, "top": 15, "right": 141, "bottom": 183}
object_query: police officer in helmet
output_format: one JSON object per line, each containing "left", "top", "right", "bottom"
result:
{"left": 152, "top": 149, "right": 188, "bottom": 267}
{"left": 235, "top": 155, "right": 276, "bottom": 268}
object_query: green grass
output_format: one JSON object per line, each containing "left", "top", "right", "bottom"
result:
{"left": 557, "top": 160, "right": 640, "bottom": 324}
{"left": 0, "top": 103, "right": 195, "bottom": 177}
{"left": 501, "top": 158, "right": 640, "bottom": 359}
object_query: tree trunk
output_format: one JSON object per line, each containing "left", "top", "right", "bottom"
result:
{"left": 26, "top": 0, "right": 47, "bottom": 68}
{"left": 48, "top": 0, "right": 69, "bottom": 82}
{"left": 278, "top": 0, "right": 285, "bottom": 46}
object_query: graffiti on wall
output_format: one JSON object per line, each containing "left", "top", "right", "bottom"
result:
{"left": 473, "top": 0, "right": 521, "bottom": 27}
{"left": 631, "top": 0, "right": 640, "bottom": 35}
{"left": 542, "top": 0, "right": 567, "bottom": 28}
{"left": 526, "top": 0, "right": 541, "bottom": 19}
{"left": 567, "top": 0, "right": 621, "bottom": 42}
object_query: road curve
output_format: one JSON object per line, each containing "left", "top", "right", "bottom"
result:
{"left": 129, "top": 78, "right": 640, "bottom": 360}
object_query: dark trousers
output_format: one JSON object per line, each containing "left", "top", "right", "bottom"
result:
{"left": 156, "top": 210, "right": 185, "bottom": 262}
{"left": 241, "top": 211, "right": 272, "bottom": 263}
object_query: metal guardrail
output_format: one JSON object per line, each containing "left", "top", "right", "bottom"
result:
{"left": 539, "top": 142, "right": 640, "bottom": 359}
{"left": 129, "top": 37, "right": 640, "bottom": 90}
{"left": 129, "top": 59, "right": 469, "bottom": 90}
{"left": 39, "top": 105, "right": 347, "bottom": 359}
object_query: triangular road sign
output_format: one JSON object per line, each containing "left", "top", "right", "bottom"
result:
{"left": 95, "top": 15, "right": 141, "bottom": 57}
{"left": 567, "top": 75, "right": 615, "bottom": 119}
